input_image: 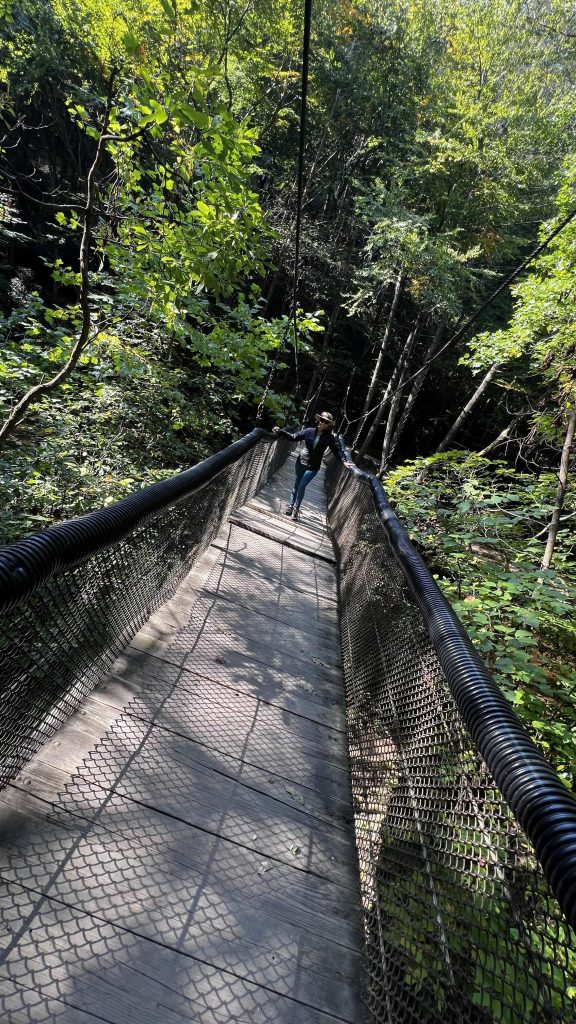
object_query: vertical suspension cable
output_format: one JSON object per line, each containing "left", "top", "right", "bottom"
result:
{"left": 292, "top": 0, "right": 313, "bottom": 398}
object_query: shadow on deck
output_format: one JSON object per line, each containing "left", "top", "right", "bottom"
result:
{"left": 0, "top": 457, "right": 365, "bottom": 1024}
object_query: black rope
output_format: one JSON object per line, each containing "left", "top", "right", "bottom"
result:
{"left": 292, "top": 0, "right": 313, "bottom": 398}
{"left": 255, "top": 0, "right": 312, "bottom": 423}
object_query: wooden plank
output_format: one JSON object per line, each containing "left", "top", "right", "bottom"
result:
{"left": 154, "top": 673, "right": 351, "bottom": 773}
{"left": 148, "top": 602, "right": 343, "bottom": 672}
{"left": 158, "top": 556, "right": 340, "bottom": 637}
{"left": 9, "top": 728, "right": 358, "bottom": 883}
{"left": 0, "top": 787, "right": 363, "bottom": 1017}
{"left": 228, "top": 512, "right": 336, "bottom": 564}
{"left": 247, "top": 496, "right": 329, "bottom": 531}
{"left": 24, "top": 696, "right": 354, "bottom": 829}
{"left": 0, "top": 881, "right": 362, "bottom": 1023}
{"left": 0, "top": 785, "right": 361, "bottom": 939}
{"left": 179, "top": 639, "right": 346, "bottom": 727}
{"left": 131, "top": 598, "right": 339, "bottom": 657}
{"left": 214, "top": 525, "right": 336, "bottom": 586}
{"left": 16, "top": 666, "right": 354, "bottom": 827}
{"left": 188, "top": 610, "right": 343, "bottom": 682}
{"left": 144, "top": 600, "right": 341, "bottom": 656}
{"left": 226, "top": 516, "right": 334, "bottom": 565}
{"left": 178, "top": 596, "right": 342, "bottom": 668}
{"left": 135, "top": 593, "right": 340, "bottom": 688}
{"left": 4, "top": 770, "right": 357, "bottom": 901}
{"left": 38, "top": 702, "right": 351, "bottom": 835}
{"left": 191, "top": 580, "right": 339, "bottom": 638}
{"left": 0, "top": 978, "right": 108, "bottom": 1024}
{"left": 201, "top": 546, "right": 338, "bottom": 602}
{"left": 204, "top": 563, "right": 339, "bottom": 624}
{"left": 0, "top": 818, "right": 360, "bottom": 961}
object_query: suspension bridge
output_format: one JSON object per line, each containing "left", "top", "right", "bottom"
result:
{"left": 0, "top": 431, "right": 575, "bottom": 1023}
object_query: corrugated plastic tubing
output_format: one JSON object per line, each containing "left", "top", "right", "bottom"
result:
{"left": 338, "top": 444, "right": 576, "bottom": 931}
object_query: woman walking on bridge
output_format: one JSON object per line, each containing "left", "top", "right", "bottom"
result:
{"left": 273, "top": 411, "right": 354, "bottom": 520}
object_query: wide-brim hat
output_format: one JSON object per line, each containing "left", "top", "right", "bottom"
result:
{"left": 315, "top": 411, "right": 335, "bottom": 426}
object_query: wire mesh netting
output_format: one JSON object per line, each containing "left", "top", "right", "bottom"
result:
{"left": 0, "top": 435, "right": 289, "bottom": 792}
{"left": 326, "top": 467, "right": 576, "bottom": 1024}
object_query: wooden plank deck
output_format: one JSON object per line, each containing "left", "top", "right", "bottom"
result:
{"left": 0, "top": 455, "right": 365, "bottom": 1024}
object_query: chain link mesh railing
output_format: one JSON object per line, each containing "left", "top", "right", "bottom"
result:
{"left": 0, "top": 429, "right": 289, "bottom": 791}
{"left": 326, "top": 455, "right": 576, "bottom": 1024}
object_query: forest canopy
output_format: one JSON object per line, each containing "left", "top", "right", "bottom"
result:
{"left": 1, "top": 0, "right": 576, "bottom": 783}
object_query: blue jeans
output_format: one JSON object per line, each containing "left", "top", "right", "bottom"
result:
{"left": 290, "top": 460, "right": 318, "bottom": 508}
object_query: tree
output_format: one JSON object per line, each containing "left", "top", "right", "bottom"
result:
{"left": 461, "top": 158, "right": 576, "bottom": 561}
{"left": 542, "top": 403, "right": 576, "bottom": 569}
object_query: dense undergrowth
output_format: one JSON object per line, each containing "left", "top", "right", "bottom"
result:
{"left": 387, "top": 452, "right": 576, "bottom": 787}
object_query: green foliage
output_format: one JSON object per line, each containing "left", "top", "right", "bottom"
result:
{"left": 0, "top": 1, "right": 314, "bottom": 537}
{"left": 349, "top": 184, "right": 483, "bottom": 322}
{"left": 462, "top": 156, "right": 576, "bottom": 437}
{"left": 387, "top": 451, "right": 576, "bottom": 785}
{"left": 378, "top": 839, "right": 576, "bottom": 1021}
{"left": 0, "top": 275, "right": 318, "bottom": 538}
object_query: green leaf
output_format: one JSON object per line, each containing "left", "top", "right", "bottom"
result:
{"left": 122, "top": 31, "right": 142, "bottom": 57}
{"left": 159, "top": 0, "right": 176, "bottom": 20}
{"left": 175, "top": 104, "right": 210, "bottom": 130}
{"left": 149, "top": 99, "right": 168, "bottom": 125}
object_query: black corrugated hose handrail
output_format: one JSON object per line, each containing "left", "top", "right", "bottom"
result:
{"left": 336, "top": 438, "right": 576, "bottom": 930}
{"left": 0, "top": 427, "right": 275, "bottom": 615}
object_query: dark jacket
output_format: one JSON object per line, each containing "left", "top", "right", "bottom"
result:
{"left": 277, "top": 426, "right": 344, "bottom": 471}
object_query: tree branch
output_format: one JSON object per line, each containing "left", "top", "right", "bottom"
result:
{"left": 541, "top": 403, "right": 576, "bottom": 569}
{"left": 0, "top": 71, "right": 118, "bottom": 449}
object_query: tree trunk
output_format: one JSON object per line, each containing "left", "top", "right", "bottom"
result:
{"left": 386, "top": 320, "right": 445, "bottom": 462}
{"left": 302, "top": 304, "right": 341, "bottom": 411}
{"left": 435, "top": 361, "right": 500, "bottom": 454}
{"left": 263, "top": 267, "right": 285, "bottom": 316}
{"left": 352, "top": 270, "right": 403, "bottom": 449}
{"left": 477, "top": 411, "right": 525, "bottom": 457}
{"left": 304, "top": 224, "right": 360, "bottom": 414}
{"left": 541, "top": 402, "right": 576, "bottom": 570}
{"left": 302, "top": 87, "right": 341, "bottom": 206}
{"left": 356, "top": 317, "right": 422, "bottom": 461}
{"left": 379, "top": 362, "right": 410, "bottom": 474}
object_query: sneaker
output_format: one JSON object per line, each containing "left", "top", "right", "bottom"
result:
{"left": 292, "top": 507, "right": 300, "bottom": 521}
{"left": 284, "top": 505, "right": 294, "bottom": 516}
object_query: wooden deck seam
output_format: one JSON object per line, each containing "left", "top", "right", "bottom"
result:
{"left": 113, "top": 696, "right": 349, "bottom": 774}
{"left": 138, "top": 587, "right": 340, "bottom": 642}
{"left": 154, "top": 663, "right": 347, "bottom": 733}
{"left": 206, "top": 549, "right": 338, "bottom": 602}
{"left": 56, "top": 785, "right": 354, "bottom": 891}
{"left": 9, "top": 743, "right": 354, "bottom": 837}
{"left": 147, "top": 610, "right": 343, "bottom": 673}
{"left": 228, "top": 516, "right": 337, "bottom": 564}
{"left": 6, "top": 979, "right": 117, "bottom": 1024}
{"left": 4, "top": 773, "right": 358, "bottom": 893}
{"left": 132, "top": 619, "right": 343, "bottom": 683}
{"left": 98, "top": 701, "right": 351, "bottom": 777}
{"left": 66, "top": 699, "right": 355, "bottom": 829}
